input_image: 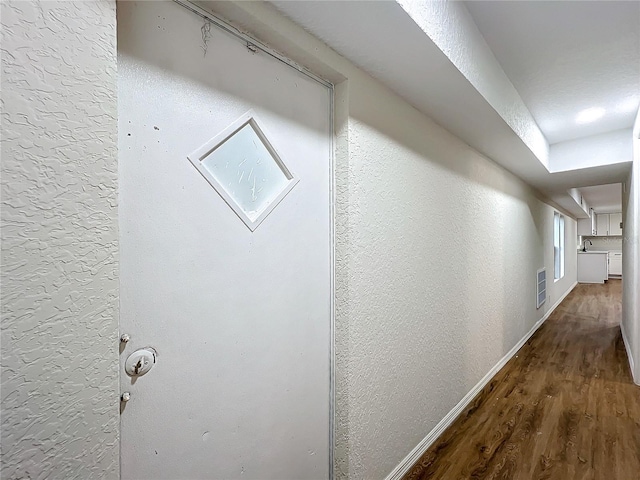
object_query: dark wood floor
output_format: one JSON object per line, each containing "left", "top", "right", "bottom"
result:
{"left": 405, "top": 280, "right": 640, "bottom": 480}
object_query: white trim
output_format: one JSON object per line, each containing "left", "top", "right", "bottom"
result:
{"left": 173, "top": 0, "right": 333, "bottom": 89}
{"left": 384, "top": 281, "right": 578, "bottom": 480}
{"left": 620, "top": 322, "right": 639, "bottom": 385}
{"left": 328, "top": 85, "right": 336, "bottom": 480}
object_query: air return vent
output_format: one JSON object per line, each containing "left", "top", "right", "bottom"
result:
{"left": 536, "top": 268, "right": 546, "bottom": 309}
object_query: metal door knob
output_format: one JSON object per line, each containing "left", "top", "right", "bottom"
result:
{"left": 124, "top": 347, "right": 157, "bottom": 377}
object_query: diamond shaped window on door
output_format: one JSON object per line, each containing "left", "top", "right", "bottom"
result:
{"left": 188, "top": 111, "right": 298, "bottom": 231}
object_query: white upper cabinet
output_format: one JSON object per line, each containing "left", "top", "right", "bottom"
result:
{"left": 593, "top": 212, "right": 623, "bottom": 236}
{"left": 596, "top": 213, "right": 610, "bottom": 236}
{"left": 609, "top": 212, "right": 623, "bottom": 236}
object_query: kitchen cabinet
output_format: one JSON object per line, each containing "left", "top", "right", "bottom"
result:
{"left": 609, "top": 252, "right": 623, "bottom": 276}
{"left": 596, "top": 214, "right": 610, "bottom": 236}
{"left": 609, "top": 213, "right": 623, "bottom": 236}
{"left": 577, "top": 251, "right": 608, "bottom": 283}
{"left": 594, "top": 212, "right": 623, "bottom": 236}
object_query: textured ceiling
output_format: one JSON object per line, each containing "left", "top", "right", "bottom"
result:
{"left": 466, "top": 1, "right": 640, "bottom": 145}
{"left": 265, "top": 0, "right": 632, "bottom": 207}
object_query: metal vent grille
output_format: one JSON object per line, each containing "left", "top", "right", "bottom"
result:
{"left": 536, "top": 268, "right": 546, "bottom": 309}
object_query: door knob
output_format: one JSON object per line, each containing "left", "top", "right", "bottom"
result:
{"left": 124, "top": 347, "right": 157, "bottom": 377}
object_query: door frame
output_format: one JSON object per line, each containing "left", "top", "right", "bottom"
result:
{"left": 131, "top": 1, "right": 337, "bottom": 477}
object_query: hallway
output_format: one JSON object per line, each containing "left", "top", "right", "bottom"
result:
{"left": 2, "top": 2, "right": 640, "bottom": 477}
{"left": 406, "top": 280, "right": 640, "bottom": 479}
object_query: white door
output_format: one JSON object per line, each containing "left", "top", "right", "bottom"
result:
{"left": 118, "top": 2, "right": 332, "bottom": 479}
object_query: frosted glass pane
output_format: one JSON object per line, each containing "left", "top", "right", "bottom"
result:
{"left": 201, "top": 122, "right": 290, "bottom": 221}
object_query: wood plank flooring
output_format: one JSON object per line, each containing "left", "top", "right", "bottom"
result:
{"left": 405, "top": 280, "right": 640, "bottom": 480}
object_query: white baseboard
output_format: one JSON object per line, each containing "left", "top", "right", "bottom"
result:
{"left": 384, "top": 281, "right": 578, "bottom": 480}
{"left": 620, "top": 322, "right": 639, "bottom": 386}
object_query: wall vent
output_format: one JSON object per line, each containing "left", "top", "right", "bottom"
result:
{"left": 536, "top": 268, "right": 546, "bottom": 309}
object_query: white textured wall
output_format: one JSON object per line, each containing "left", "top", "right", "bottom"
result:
{"left": 336, "top": 72, "right": 576, "bottom": 479}
{"left": 567, "top": 188, "right": 590, "bottom": 217}
{"left": 582, "top": 236, "right": 623, "bottom": 251}
{"left": 1, "top": 1, "right": 119, "bottom": 478}
{"left": 622, "top": 110, "right": 640, "bottom": 384}
{"left": 198, "top": 3, "right": 578, "bottom": 478}
{"left": 549, "top": 128, "right": 633, "bottom": 173}
{"left": 397, "top": 0, "right": 549, "bottom": 167}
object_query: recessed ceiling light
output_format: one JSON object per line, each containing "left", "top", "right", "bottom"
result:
{"left": 576, "top": 107, "right": 605, "bottom": 124}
